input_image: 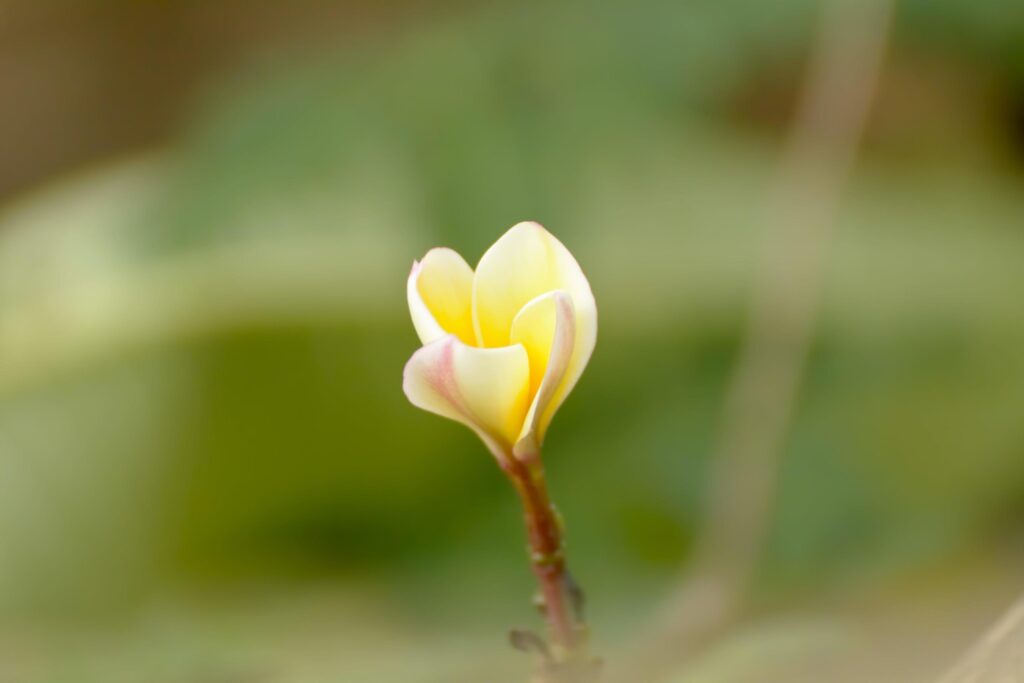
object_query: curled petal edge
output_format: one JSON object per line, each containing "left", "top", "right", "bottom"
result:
{"left": 407, "top": 248, "right": 476, "bottom": 346}
{"left": 510, "top": 290, "right": 576, "bottom": 457}
{"left": 402, "top": 334, "right": 530, "bottom": 460}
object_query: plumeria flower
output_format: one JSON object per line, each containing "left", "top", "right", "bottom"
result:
{"left": 403, "top": 222, "right": 597, "bottom": 461}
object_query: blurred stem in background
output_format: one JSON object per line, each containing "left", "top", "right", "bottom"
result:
{"left": 617, "top": 0, "right": 893, "bottom": 679}
{"left": 503, "top": 448, "right": 598, "bottom": 683}
{"left": 936, "top": 592, "right": 1024, "bottom": 683}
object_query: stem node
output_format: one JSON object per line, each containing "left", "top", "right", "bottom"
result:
{"left": 503, "top": 449, "right": 597, "bottom": 682}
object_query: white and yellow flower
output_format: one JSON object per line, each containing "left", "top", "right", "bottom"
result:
{"left": 403, "top": 222, "right": 597, "bottom": 460}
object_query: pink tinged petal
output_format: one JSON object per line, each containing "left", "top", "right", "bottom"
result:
{"left": 542, "top": 295, "right": 595, "bottom": 442}
{"left": 509, "top": 290, "right": 576, "bottom": 454}
{"left": 403, "top": 335, "right": 530, "bottom": 457}
{"left": 407, "top": 248, "right": 476, "bottom": 345}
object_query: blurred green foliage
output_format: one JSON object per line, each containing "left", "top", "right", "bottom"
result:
{"left": 0, "top": 0, "right": 1023, "bottom": 680}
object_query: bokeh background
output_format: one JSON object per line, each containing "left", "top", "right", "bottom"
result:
{"left": 1, "top": 1, "right": 1023, "bottom": 681}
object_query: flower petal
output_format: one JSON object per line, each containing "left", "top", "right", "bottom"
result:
{"left": 509, "top": 290, "right": 576, "bottom": 453}
{"left": 403, "top": 335, "right": 530, "bottom": 457}
{"left": 472, "top": 222, "right": 597, "bottom": 440}
{"left": 407, "top": 248, "right": 476, "bottom": 345}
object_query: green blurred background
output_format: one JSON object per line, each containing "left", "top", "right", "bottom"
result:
{"left": 0, "top": 1, "right": 1023, "bottom": 681}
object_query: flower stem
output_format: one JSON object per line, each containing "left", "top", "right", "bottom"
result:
{"left": 502, "top": 451, "right": 596, "bottom": 681}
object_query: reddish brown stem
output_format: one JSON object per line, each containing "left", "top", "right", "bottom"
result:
{"left": 502, "top": 451, "right": 583, "bottom": 660}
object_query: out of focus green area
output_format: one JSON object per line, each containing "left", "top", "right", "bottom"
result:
{"left": 0, "top": 0, "right": 1023, "bottom": 681}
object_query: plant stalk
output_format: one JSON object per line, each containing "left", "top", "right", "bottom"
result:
{"left": 502, "top": 450, "right": 594, "bottom": 680}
